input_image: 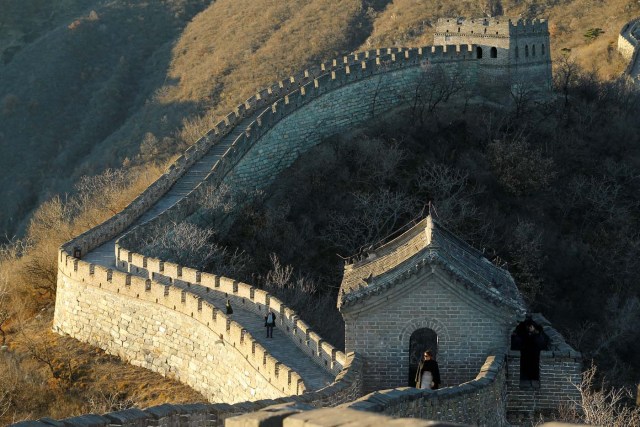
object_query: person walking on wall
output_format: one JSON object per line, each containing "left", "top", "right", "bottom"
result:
{"left": 225, "top": 299, "right": 233, "bottom": 315}
{"left": 415, "top": 350, "right": 441, "bottom": 390}
{"left": 265, "top": 310, "right": 276, "bottom": 338}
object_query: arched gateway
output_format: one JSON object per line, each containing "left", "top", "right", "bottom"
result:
{"left": 408, "top": 327, "right": 438, "bottom": 386}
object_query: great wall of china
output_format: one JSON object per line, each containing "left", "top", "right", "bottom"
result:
{"left": 12, "top": 18, "right": 609, "bottom": 427}
{"left": 619, "top": 18, "right": 640, "bottom": 78}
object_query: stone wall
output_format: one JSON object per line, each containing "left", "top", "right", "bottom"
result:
{"left": 54, "top": 250, "right": 363, "bottom": 405}
{"left": 619, "top": 19, "right": 640, "bottom": 74}
{"left": 48, "top": 26, "right": 564, "bottom": 427}
{"left": 342, "top": 267, "right": 516, "bottom": 394}
{"left": 341, "top": 354, "right": 508, "bottom": 426}
{"left": 506, "top": 315, "right": 582, "bottom": 423}
{"left": 55, "top": 273, "right": 286, "bottom": 402}
{"left": 113, "top": 245, "right": 346, "bottom": 377}
{"left": 14, "top": 353, "right": 507, "bottom": 427}
{"left": 434, "top": 17, "right": 551, "bottom": 92}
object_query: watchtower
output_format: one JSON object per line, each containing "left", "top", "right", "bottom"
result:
{"left": 337, "top": 215, "right": 526, "bottom": 393}
{"left": 434, "top": 17, "right": 552, "bottom": 93}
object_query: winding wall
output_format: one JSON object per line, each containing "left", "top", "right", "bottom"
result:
{"left": 47, "top": 37, "right": 571, "bottom": 427}
{"left": 619, "top": 18, "right": 640, "bottom": 75}
{"left": 54, "top": 44, "right": 480, "bottom": 411}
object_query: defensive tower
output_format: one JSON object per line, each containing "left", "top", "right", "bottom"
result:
{"left": 434, "top": 17, "right": 552, "bottom": 93}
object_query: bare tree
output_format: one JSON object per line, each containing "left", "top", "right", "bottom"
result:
{"left": 144, "top": 221, "right": 248, "bottom": 277}
{"left": 555, "top": 365, "right": 640, "bottom": 426}
{"left": 414, "top": 162, "right": 487, "bottom": 241}
{"left": 553, "top": 55, "right": 580, "bottom": 108}
{"left": 321, "top": 189, "right": 420, "bottom": 253}
{"left": 487, "top": 132, "right": 557, "bottom": 196}
{"left": 507, "top": 219, "right": 545, "bottom": 303}
{"left": 411, "top": 62, "right": 466, "bottom": 125}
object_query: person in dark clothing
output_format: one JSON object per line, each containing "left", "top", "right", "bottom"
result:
{"left": 415, "top": 350, "right": 441, "bottom": 389}
{"left": 225, "top": 299, "right": 233, "bottom": 315}
{"left": 511, "top": 316, "right": 548, "bottom": 389}
{"left": 265, "top": 310, "right": 276, "bottom": 338}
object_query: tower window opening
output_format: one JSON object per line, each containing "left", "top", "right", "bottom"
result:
{"left": 532, "top": 45, "right": 536, "bottom": 56}
{"left": 525, "top": 45, "right": 529, "bottom": 57}
{"left": 458, "top": 27, "right": 461, "bottom": 33}
{"left": 476, "top": 46, "right": 483, "bottom": 59}
{"left": 541, "top": 44, "right": 545, "bottom": 55}
{"left": 490, "top": 47, "right": 497, "bottom": 58}
{"left": 484, "top": 28, "right": 487, "bottom": 34}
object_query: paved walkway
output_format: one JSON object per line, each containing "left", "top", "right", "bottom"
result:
{"left": 82, "top": 106, "right": 335, "bottom": 391}
{"left": 621, "top": 21, "right": 640, "bottom": 83}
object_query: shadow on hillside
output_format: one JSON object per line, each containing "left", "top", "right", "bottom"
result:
{"left": 0, "top": 0, "right": 210, "bottom": 239}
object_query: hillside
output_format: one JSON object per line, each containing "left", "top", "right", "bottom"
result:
{"left": 0, "top": 0, "right": 639, "bottom": 423}
{"left": 0, "top": 0, "right": 638, "bottom": 239}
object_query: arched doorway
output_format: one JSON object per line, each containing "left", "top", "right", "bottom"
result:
{"left": 476, "top": 46, "right": 483, "bottom": 59}
{"left": 407, "top": 328, "right": 438, "bottom": 386}
{"left": 490, "top": 47, "right": 497, "bottom": 58}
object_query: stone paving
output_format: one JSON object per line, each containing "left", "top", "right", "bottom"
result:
{"left": 82, "top": 106, "right": 335, "bottom": 392}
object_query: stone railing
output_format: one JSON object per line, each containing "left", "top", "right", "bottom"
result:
{"left": 340, "top": 353, "right": 508, "bottom": 426}
{"left": 52, "top": 43, "right": 483, "bottom": 426}
{"left": 619, "top": 18, "right": 640, "bottom": 73}
{"left": 114, "top": 244, "right": 345, "bottom": 377}
{"left": 62, "top": 45, "right": 461, "bottom": 258}
{"left": 506, "top": 314, "right": 582, "bottom": 423}
{"left": 15, "top": 353, "right": 504, "bottom": 426}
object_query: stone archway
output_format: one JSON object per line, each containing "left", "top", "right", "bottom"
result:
{"left": 408, "top": 328, "right": 438, "bottom": 386}
{"left": 400, "top": 318, "right": 450, "bottom": 386}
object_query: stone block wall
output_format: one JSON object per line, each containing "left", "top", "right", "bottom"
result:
{"left": 342, "top": 267, "right": 517, "bottom": 394}
{"left": 506, "top": 315, "right": 582, "bottom": 423}
{"left": 341, "top": 354, "right": 508, "bottom": 426}
{"left": 619, "top": 19, "right": 640, "bottom": 74}
{"left": 114, "top": 245, "right": 346, "bottom": 377}
{"left": 54, "top": 273, "right": 287, "bottom": 402}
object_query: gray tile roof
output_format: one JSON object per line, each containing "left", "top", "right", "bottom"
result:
{"left": 338, "top": 216, "right": 526, "bottom": 313}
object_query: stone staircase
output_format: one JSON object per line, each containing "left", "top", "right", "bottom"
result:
{"left": 82, "top": 106, "right": 335, "bottom": 393}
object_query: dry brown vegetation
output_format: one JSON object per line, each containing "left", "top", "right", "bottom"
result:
{"left": 1, "top": 0, "right": 636, "bottom": 238}
{"left": 365, "top": 0, "right": 637, "bottom": 79}
{"left": 0, "top": 0, "right": 639, "bottom": 422}
{"left": 0, "top": 164, "right": 206, "bottom": 425}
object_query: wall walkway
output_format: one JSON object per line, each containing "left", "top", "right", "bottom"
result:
{"left": 54, "top": 45, "right": 477, "bottom": 412}
{"left": 619, "top": 18, "right": 640, "bottom": 80}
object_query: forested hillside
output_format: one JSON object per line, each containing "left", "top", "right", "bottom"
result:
{"left": 0, "top": 0, "right": 637, "bottom": 238}
{"left": 1, "top": 0, "right": 639, "bottom": 423}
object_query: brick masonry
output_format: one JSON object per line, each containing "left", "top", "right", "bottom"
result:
{"left": 43, "top": 17, "right": 583, "bottom": 427}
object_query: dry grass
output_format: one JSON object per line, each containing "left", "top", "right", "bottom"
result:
{"left": 0, "top": 162, "right": 209, "bottom": 425}
{"left": 364, "top": 0, "right": 639, "bottom": 79}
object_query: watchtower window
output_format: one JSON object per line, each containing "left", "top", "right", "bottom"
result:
{"left": 541, "top": 44, "right": 545, "bottom": 55}
{"left": 476, "top": 46, "right": 483, "bottom": 59}
{"left": 532, "top": 45, "right": 536, "bottom": 56}
{"left": 484, "top": 28, "right": 487, "bottom": 34}
{"left": 525, "top": 45, "right": 529, "bottom": 57}
{"left": 490, "top": 47, "right": 497, "bottom": 58}
{"left": 458, "top": 27, "right": 460, "bottom": 33}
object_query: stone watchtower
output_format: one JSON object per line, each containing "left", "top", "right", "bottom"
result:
{"left": 433, "top": 17, "right": 552, "bottom": 93}
{"left": 337, "top": 215, "right": 526, "bottom": 393}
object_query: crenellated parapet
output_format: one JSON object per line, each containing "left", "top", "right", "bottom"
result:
{"left": 113, "top": 243, "right": 347, "bottom": 377}
{"left": 619, "top": 18, "right": 640, "bottom": 74}
{"left": 50, "top": 17, "right": 561, "bottom": 427}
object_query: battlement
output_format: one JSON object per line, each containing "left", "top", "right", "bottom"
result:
{"left": 51, "top": 20, "right": 558, "bottom": 426}
{"left": 435, "top": 17, "right": 549, "bottom": 37}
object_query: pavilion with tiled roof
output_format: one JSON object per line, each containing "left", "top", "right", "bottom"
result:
{"left": 338, "top": 215, "right": 527, "bottom": 393}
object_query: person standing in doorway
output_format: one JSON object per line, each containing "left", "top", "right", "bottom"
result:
{"left": 415, "top": 350, "right": 441, "bottom": 389}
{"left": 265, "top": 310, "right": 276, "bottom": 338}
